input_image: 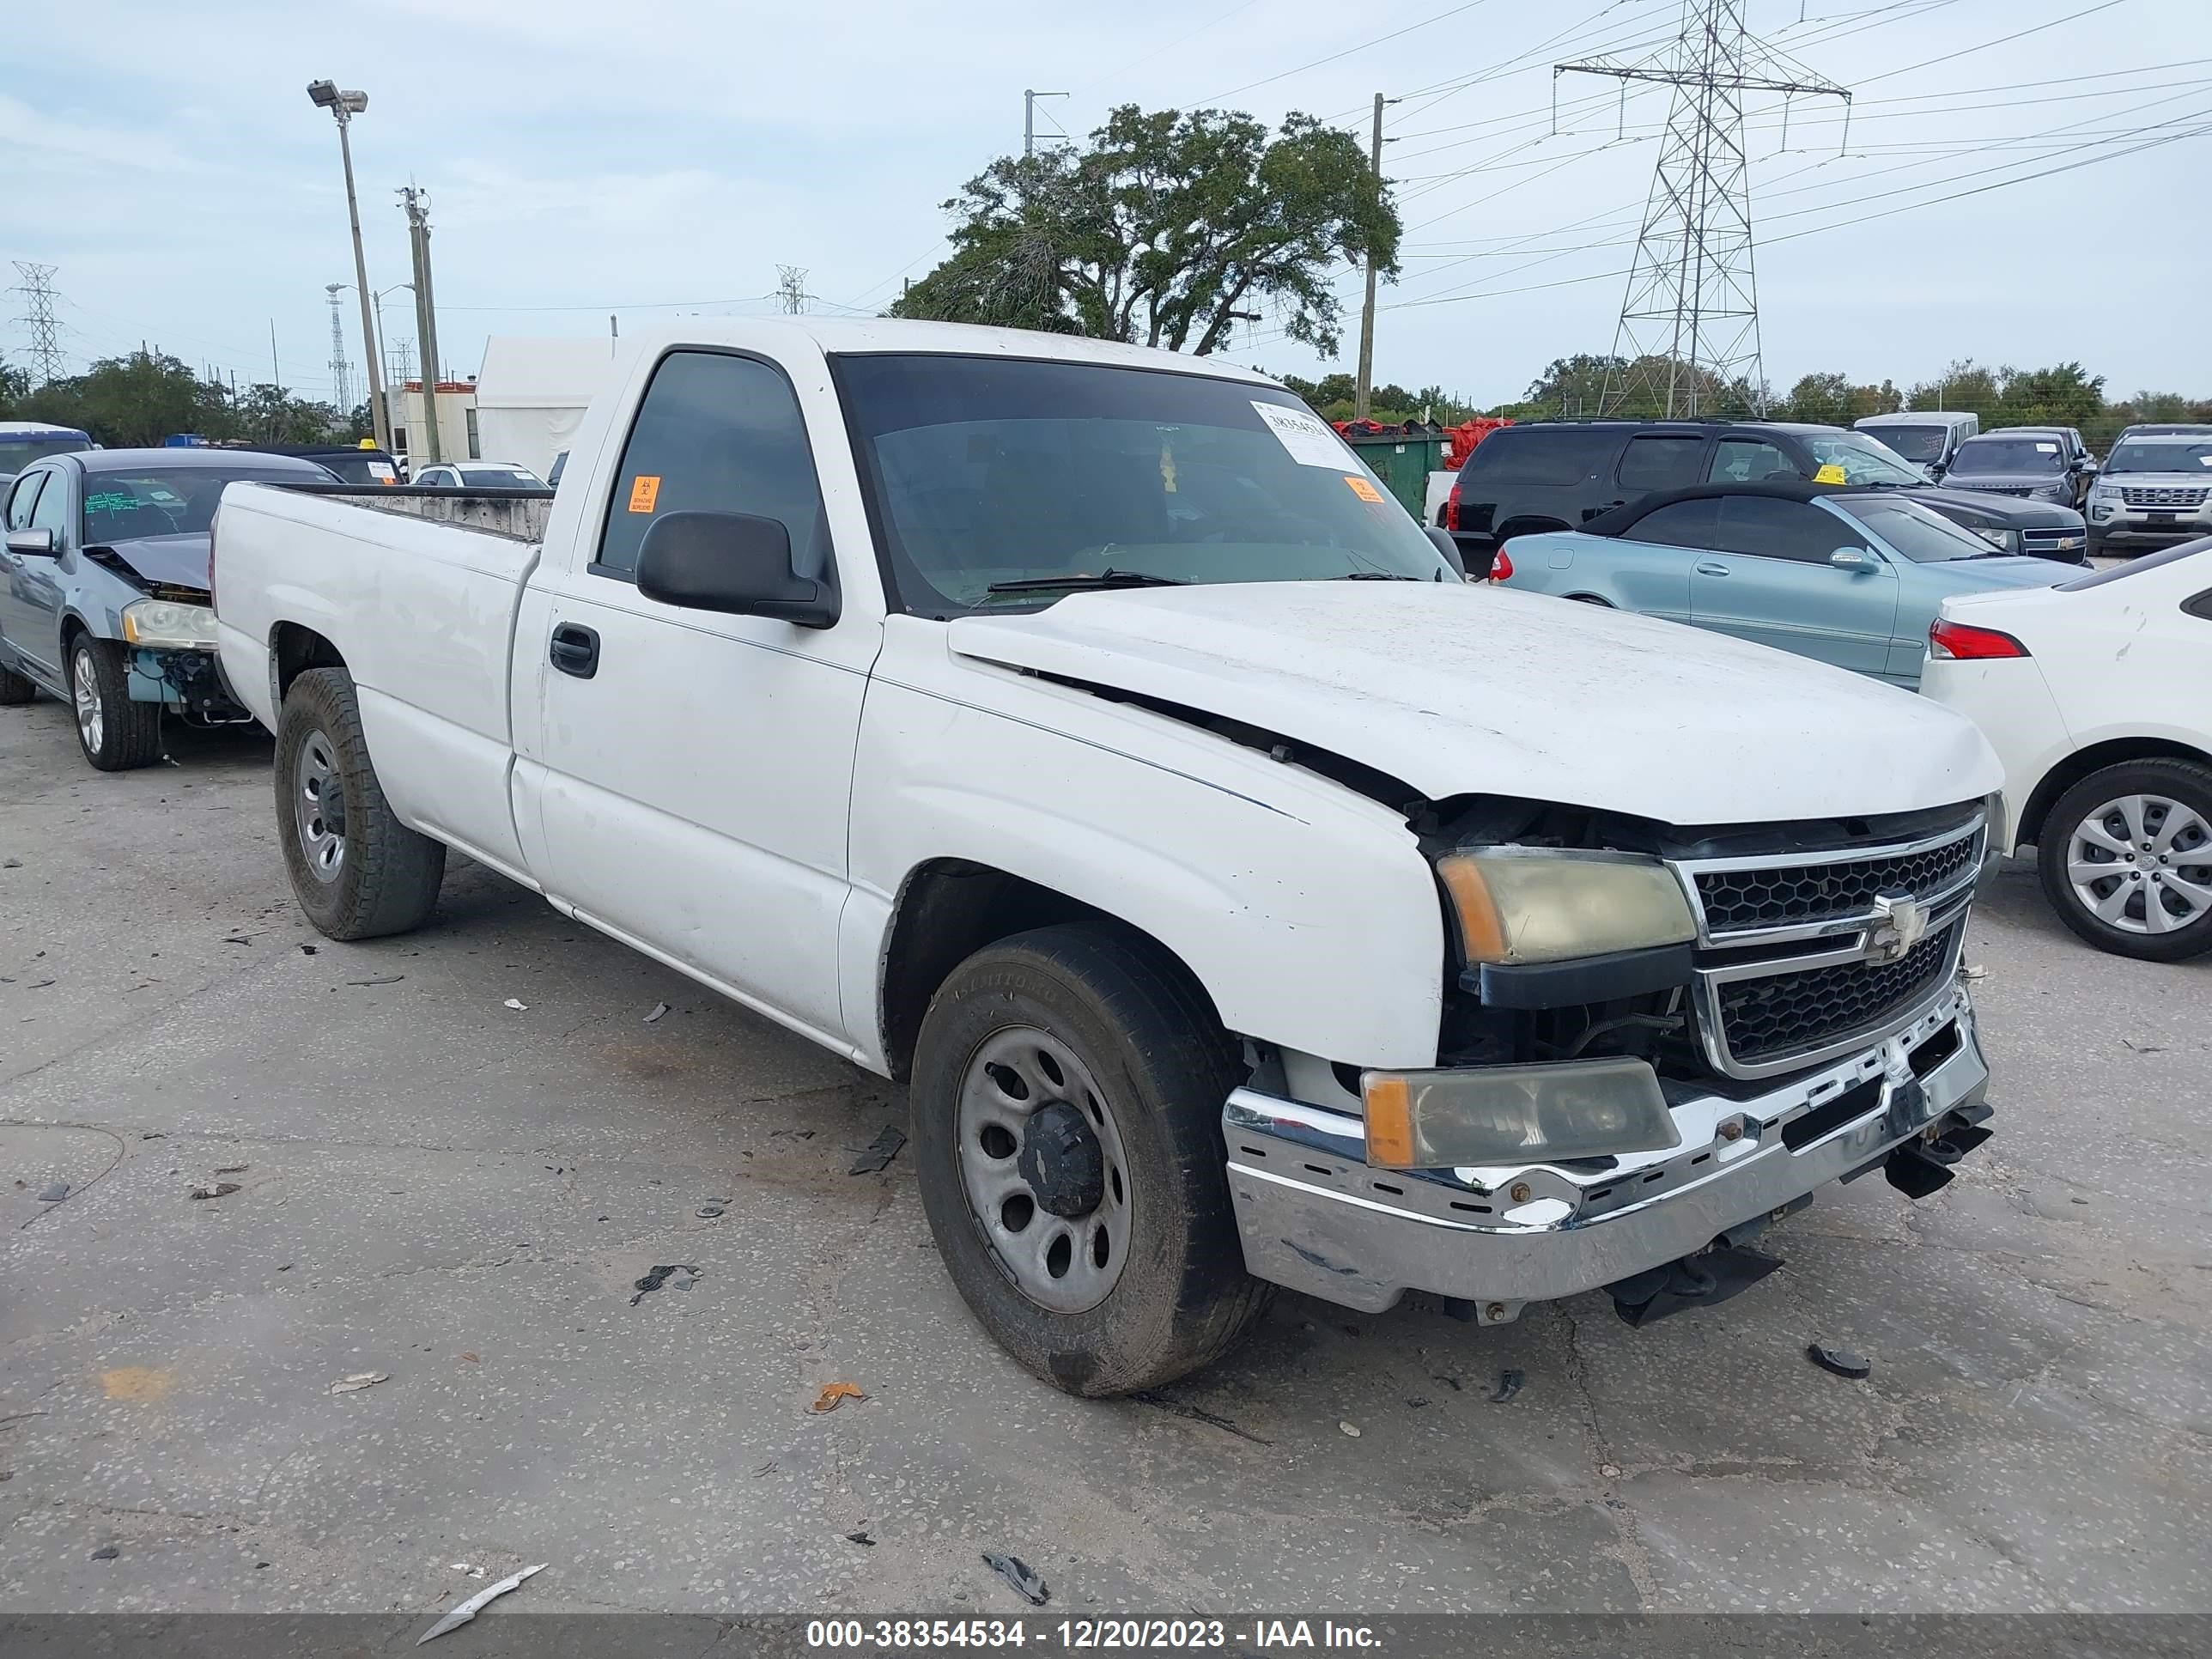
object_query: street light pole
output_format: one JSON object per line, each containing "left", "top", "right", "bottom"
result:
{"left": 308, "top": 81, "right": 392, "bottom": 454}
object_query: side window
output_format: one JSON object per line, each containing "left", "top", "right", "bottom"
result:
{"left": 595, "top": 350, "right": 828, "bottom": 581}
{"left": 1615, "top": 435, "right": 1706, "bottom": 493}
{"left": 1621, "top": 496, "right": 1719, "bottom": 549}
{"left": 1709, "top": 439, "right": 1797, "bottom": 484}
{"left": 5, "top": 472, "right": 45, "bottom": 531}
{"left": 1470, "top": 428, "right": 1620, "bottom": 489}
{"left": 28, "top": 473, "right": 70, "bottom": 538}
{"left": 1710, "top": 496, "right": 1854, "bottom": 563}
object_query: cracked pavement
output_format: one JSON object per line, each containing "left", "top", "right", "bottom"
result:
{"left": 2, "top": 701, "right": 2208, "bottom": 1616}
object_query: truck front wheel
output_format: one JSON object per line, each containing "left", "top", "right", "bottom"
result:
{"left": 273, "top": 666, "right": 446, "bottom": 940}
{"left": 911, "top": 924, "right": 1271, "bottom": 1396}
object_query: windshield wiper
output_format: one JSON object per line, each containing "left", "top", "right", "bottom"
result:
{"left": 985, "top": 568, "right": 1187, "bottom": 596}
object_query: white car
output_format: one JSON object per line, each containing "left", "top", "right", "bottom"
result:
{"left": 1923, "top": 537, "right": 2212, "bottom": 960}
{"left": 409, "top": 460, "right": 547, "bottom": 489}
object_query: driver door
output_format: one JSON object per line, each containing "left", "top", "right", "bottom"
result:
{"left": 1690, "top": 496, "right": 1899, "bottom": 678}
{"left": 1, "top": 467, "right": 71, "bottom": 681}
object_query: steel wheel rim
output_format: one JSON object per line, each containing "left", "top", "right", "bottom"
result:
{"left": 73, "top": 649, "right": 102, "bottom": 753}
{"left": 956, "top": 1025, "right": 1133, "bottom": 1314}
{"left": 293, "top": 728, "right": 346, "bottom": 884}
{"left": 2065, "top": 793, "right": 2212, "bottom": 936}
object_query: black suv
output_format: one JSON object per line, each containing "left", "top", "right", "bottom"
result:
{"left": 1447, "top": 419, "right": 2088, "bottom": 564}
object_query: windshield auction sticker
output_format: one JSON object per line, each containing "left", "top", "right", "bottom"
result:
{"left": 1252, "top": 402, "right": 1352, "bottom": 468}
{"left": 627, "top": 474, "right": 662, "bottom": 514}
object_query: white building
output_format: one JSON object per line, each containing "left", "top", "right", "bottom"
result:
{"left": 473, "top": 337, "right": 618, "bottom": 481}
{"left": 384, "top": 379, "right": 481, "bottom": 471}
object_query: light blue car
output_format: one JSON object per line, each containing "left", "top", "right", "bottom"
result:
{"left": 1493, "top": 482, "right": 2071, "bottom": 688}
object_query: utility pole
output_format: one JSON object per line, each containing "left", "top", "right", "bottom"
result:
{"left": 307, "top": 81, "right": 392, "bottom": 453}
{"left": 1024, "top": 89, "right": 1067, "bottom": 158}
{"left": 1352, "top": 93, "right": 1394, "bottom": 422}
{"left": 270, "top": 320, "right": 283, "bottom": 390}
{"left": 9, "top": 262, "right": 66, "bottom": 386}
{"left": 1559, "top": 0, "right": 1847, "bottom": 417}
{"left": 325, "top": 284, "right": 354, "bottom": 410}
{"left": 776, "top": 265, "right": 808, "bottom": 315}
{"left": 398, "top": 184, "right": 444, "bottom": 463}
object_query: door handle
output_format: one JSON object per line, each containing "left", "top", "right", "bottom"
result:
{"left": 1694, "top": 561, "right": 1730, "bottom": 576}
{"left": 549, "top": 622, "right": 599, "bottom": 679}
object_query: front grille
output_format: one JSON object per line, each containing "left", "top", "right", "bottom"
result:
{"left": 1693, "top": 829, "right": 1979, "bottom": 933}
{"left": 1966, "top": 483, "right": 2037, "bottom": 497}
{"left": 1715, "top": 923, "right": 1959, "bottom": 1065}
{"left": 2118, "top": 485, "right": 2209, "bottom": 507}
{"left": 2022, "top": 526, "right": 2086, "bottom": 558}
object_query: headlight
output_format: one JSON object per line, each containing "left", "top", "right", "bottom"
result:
{"left": 1436, "top": 849, "right": 1697, "bottom": 965}
{"left": 1363, "top": 1056, "right": 1681, "bottom": 1170}
{"left": 1971, "top": 525, "right": 2020, "bottom": 553}
{"left": 120, "top": 599, "right": 218, "bottom": 651}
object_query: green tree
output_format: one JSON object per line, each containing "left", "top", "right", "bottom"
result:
{"left": 894, "top": 106, "right": 1399, "bottom": 356}
{"left": 1775, "top": 373, "right": 1901, "bottom": 425}
{"left": 1904, "top": 358, "right": 2002, "bottom": 422}
{"left": 1999, "top": 361, "right": 2105, "bottom": 431}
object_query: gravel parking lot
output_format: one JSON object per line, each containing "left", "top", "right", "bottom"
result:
{"left": 3, "top": 699, "right": 2207, "bottom": 1618}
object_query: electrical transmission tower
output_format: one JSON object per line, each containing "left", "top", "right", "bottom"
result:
{"left": 10, "top": 262, "right": 66, "bottom": 385}
{"left": 325, "top": 283, "right": 355, "bottom": 410}
{"left": 1558, "top": 0, "right": 1847, "bottom": 417}
{"left": 776, "top": 265, "right": 808, "bottom": 315}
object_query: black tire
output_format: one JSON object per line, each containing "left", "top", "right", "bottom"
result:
{"left": 0, "top": 660, "right": 33, "bottom": 705}
{"left": 911, "top": 924, "right": 1272, "bottom": 1397}
{"left": 2037, "top": 758, "right": 2212, "bottom": 963}
{"left": 273, "top": 666, "right": 446, "bottom": 940}
{"left": 69, "top": 635, "right": 162, "bottom": 771}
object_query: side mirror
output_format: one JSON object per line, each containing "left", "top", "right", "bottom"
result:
{"left": 1829, "top": 547, "right": 1877, "bottom": 572}
{"left": 5, "top": 528, "right": 57, "bottom": 557}
{"left": 2077, "top": 459, "right": 2100, "bottom": 476}
{"left": 1425, "top": 525, "right": 1468, "bottom": 580}
{"left": 635, "top": 510, "right": 838, "bottom": 629}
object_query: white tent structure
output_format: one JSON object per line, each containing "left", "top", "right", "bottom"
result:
{"left": 473, "top": 337, "right": 617, "bottom": 480}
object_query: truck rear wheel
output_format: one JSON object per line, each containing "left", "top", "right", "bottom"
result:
{"left": 911, "top": 924, "right": 1271, "bottom": 1397}
{"left": 274, "top": 666, "right": 446, "bottom": 940}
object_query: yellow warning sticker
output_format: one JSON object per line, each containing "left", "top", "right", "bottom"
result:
{"left": 627, "top": 474, "right": 662, "bottom": 514}
{"left": 1344, "top": 474, "right": 1386, "bottom": 504}
{"left": 1813, "top": 463, "right": 1847, "bottom": 485}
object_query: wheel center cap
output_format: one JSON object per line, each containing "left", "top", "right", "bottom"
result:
{"left": 1018, "top": 1099, "right": 1104, "bottom": 1218}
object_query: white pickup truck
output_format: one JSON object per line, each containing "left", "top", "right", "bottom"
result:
{"left": 214, "top": 319, "right": 2002, "bottom": 1395}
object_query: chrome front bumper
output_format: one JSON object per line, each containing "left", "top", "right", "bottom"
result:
{"left": 1221, "top": 988, "right": 1989, "bottom": 1316}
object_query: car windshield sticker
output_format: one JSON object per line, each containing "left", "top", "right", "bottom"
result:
{"left": 627, "top": 475, "right": 661, "bottom": 514}
{"left": 84, "top": 491, "right": 137, "bottom": 514}
{"left": 1252, "top": 401, "right": 1350, "bottom": 468}
{"left": 2035, "top": 442, "right": 2058, "bottom": 453}
{"left": 1814, "top": 464, "right": 1847, "bottom": 484}
{"left": 1344, "top": 474, "right": 1385, "bottom": 504}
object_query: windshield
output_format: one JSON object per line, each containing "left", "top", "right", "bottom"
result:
{"left": 1859, "top": 425, "right": 1948, "bottom": 464}
{"left": 1838, "top": 495, "right": 2009, "bottom": 563}
{"left": 0, "top": 435, "right": 89, "bottom": 473}
{"left": 1952, "top": 437, "right": 2066, "bottom": 474}
{"left": 832, "top": 354, "right": 1451, "bottom": 613}
{"left": 2106, "top": 441, "right": 2212, "bottom": 474}
{"left": 82, "top": 467, "right": 315, "bottom": 540}
{"left": 1801, "top": 432, "right": 1924, "bottom": 484}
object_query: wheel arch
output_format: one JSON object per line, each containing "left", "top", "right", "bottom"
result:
{"left": 1494, "top": 515, "right": 1571, "bottom": 544}
{"left": 2017, "top": 736, "right": 2212, "bottom": 848}
{"left": 877, "top": 859, "right": 1225, "bottom": 1085}
{"left": 269, "top": 622, "right": 348, "bottom": 705}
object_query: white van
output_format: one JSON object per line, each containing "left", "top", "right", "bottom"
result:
{"left": 1855, "top": 410, "right": 1981, "bottom": 480}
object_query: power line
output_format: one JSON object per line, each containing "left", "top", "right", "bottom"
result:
{"left": 10, "top": 262, "right": 66, "bottom": 385}
{"left": 1856, "top": 0, "right": 2134, "bottom": 86}
{"left": 777, "top": 265, "right": 809, "bottom": 315}
{"left": 1188, "top": 0, "right": 1504, "bottom": 108}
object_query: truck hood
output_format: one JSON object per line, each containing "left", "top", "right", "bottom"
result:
{"left": 1937, "top": 473, "right": 2069, "bottom": 498}
{"left": 83, "top": 533, "right": 211, "bottom": 594}
{"left": 1904, "top": 485, "right": 2081, "bottom": 527}
{"left": 948, "top": 581, "right": 1999, "bottom": 827}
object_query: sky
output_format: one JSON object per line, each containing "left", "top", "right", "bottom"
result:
{"left": 3, "top": 0, "right": 2208, "bottom": 415}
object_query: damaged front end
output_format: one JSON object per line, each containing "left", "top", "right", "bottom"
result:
{"left": 92, "top": 551, "right": 253, "bottom": 725}
{"left": 1223, "top": 795, "right": 1997, "bottom": 1328}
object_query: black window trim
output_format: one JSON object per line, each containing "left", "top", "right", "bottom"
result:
{"left": 586, "top": 343, "right": 838, "bottom": 589}
{"left": 6, "top": 467, "right": 52, "bottom": 531}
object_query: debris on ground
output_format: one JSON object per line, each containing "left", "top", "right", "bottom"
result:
{"left": 140, "top": 1133, "right": 165, "bottom": 1140}
{"left": 329, "top": 1371, "right": 390, "bottom": 1395}
{"left": 1406, "top": 1395, "right": 1430, "bottom": 1408}
{"left": 1488, "top": 1369, "right": 1525, "bottom": 1404}
{"left": 214, "top": 1164, "right": 248, "bottom": 1176}
{"left": 1432, "top": 1373, "right": 1463, "bottom": 1392}
{"left": 1808, "top": 1342, "right": 1871, "bottom": 1380}
{"left": 1128, "top": 1389, "right": 1273, "bottom": 1445}
{"left": 461, "top": 1353, "right": 480, "bottom": 1364}
{"left": 1, "top": 858, "right": 21, "bottom": 868}
{"left": 300, "top": 945, "right": 319, "bottom": 956}
{"left": 1338, "top": 1420, "right": 1362, "bottom": 1437}
{"left": 187, "top": 1182, "right": 241, "bottom": 1201}
{"left": 37, "top": 1183, "right": 68, "bottom": 1204}
{"left": 1962, "top": 963, "right": 1990, "bottom": 981}
{"left": 224, "top": 935, "right": 252, "bottom": 945}
{"left": 348, "top": 975, "right": 405, "bottom": 988}
{"left": 2120, "top": 1038, "right": 2167, "bottom": 1054}
{"left": 502, "top": 997, "right": 528, "bottom": 1011}
{"left": 981, "top": 1552, "right": 1048, "bottom": 1607}
{"left": 696, "top": 1204, "right": 725, "bottom": 1218}
{"left": 810, "top": 1382, "right": 868, "bottom": 1414}
{"left": 629, "top": 1264, "right": 700, "bottom": 1306}
{"left": 845, "top": 1530, "right": 876, "bottom": 1547}
{"left": 645, "top": 1002, "right": 670, "bottom": 1024}
{"left": 90, "top": 1547, "right": 118, "bottom": 1560}
{"left": 447, "top": 1563, "right": 486, "bottom": 1578}
{"left": 415, "top": 1561, "right": 545, "bottom": 1644}
{"left": 848, "top": 1125, "right": 907, "bottom": 1175}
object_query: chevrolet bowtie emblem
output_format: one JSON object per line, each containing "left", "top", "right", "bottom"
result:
{"left": 1865, "top": 890, "right": 1929, "bottom": 965}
